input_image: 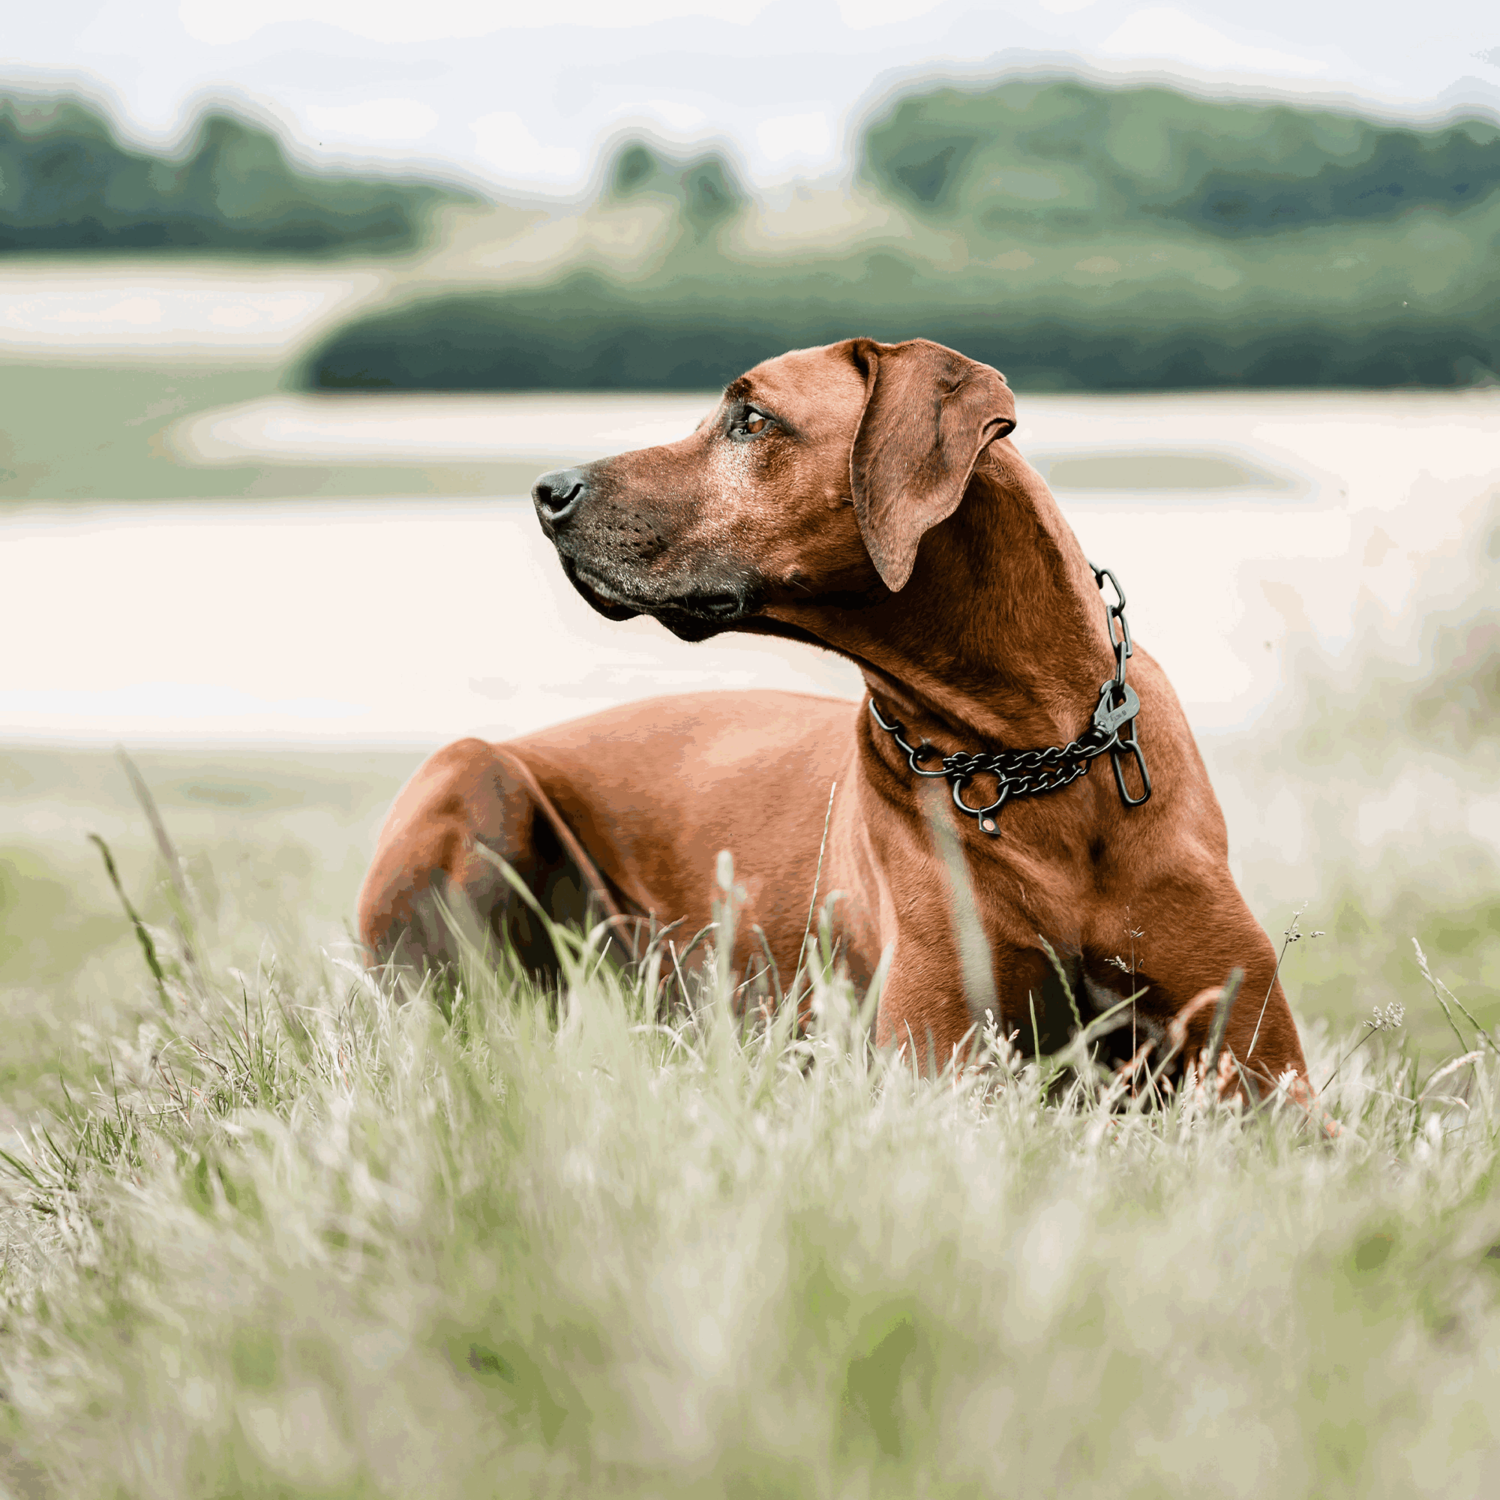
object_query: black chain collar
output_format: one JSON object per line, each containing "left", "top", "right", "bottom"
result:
{"left": 869, "top": 562, "right": 1152, "bottom": 837}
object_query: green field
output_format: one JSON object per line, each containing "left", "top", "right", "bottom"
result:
{"left": 3, "top": 515, "right": 1499, "bottom": 1490}
{"left": 5, "top": 64, "right": 1500, "bottom": 1493}
{"left": 2, "top": 635, "right": 1497, "bottom": 1492}
{"left": 0, "top": 745, "right": 414, "bottom": 1115}
{"left": 0, "top": 363, "right": 550, "bottom": 502}
{"left": 2, "top": 832, "right": 1498, "bottom": 1495}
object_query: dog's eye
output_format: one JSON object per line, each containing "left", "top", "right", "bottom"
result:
{"left": 729, "top": 406, "right": 773, "bottom": 439}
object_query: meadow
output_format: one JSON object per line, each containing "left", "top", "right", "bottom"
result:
{"left": 2, "top": 348, "right": 1496, "bottom": 1492}
{"left": 4, "top": 69, "right": 1499, "bottom": 1487}
{"left": 3, "top": 481, "right": 1500, "bottom": 1492}
{"left": 2, "top": 815, "right": 1499, "bottom": 1496}
{"left": 3, "top": 362, "right": 1499, "bottom": 1493}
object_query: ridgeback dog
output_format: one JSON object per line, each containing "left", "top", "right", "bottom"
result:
{"left": 357, "top": 337, "right": 1310, "bottom": 1095}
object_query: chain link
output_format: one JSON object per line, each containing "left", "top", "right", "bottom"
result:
{"left": 869, "top": 560, "right": 1152, "bottom": 837}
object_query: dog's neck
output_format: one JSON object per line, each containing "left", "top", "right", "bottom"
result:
{"left": 797, "top": 445, "right": 1116, "bottom": 754}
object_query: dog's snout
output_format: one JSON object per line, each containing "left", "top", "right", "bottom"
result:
{"left": 533, "top": 467, "right": 589, "bottom": 527}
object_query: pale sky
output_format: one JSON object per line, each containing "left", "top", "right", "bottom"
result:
{"left": 6, "top": 1, "right": 1500, "bottom": 196}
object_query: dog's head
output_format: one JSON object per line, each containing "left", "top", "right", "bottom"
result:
{"left": 531, "top": 337, "right": 1016, "bottom": 642}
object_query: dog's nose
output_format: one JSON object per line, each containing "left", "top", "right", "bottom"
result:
{"left": 533, "top": 467, "right": 589, "bottom": 528}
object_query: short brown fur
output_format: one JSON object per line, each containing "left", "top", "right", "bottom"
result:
{"left": 357, "top": 339, "right": 1309, "bottom": 1094}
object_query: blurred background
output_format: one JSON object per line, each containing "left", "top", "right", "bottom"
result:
{"left": 2, "top": 0, "right": 1498, "bottom": 1101}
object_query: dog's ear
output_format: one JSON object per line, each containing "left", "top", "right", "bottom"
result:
{"left": 847, "top": 338, "right": 1016, "bottom": 592}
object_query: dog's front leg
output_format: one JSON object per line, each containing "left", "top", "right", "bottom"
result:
{"left": 1084, "top": 881, "right": 1312, "bottom": 1100}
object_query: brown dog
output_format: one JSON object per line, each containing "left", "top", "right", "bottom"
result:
{"left": 357, "top": 338, "right": 1309, "bottom": 1093}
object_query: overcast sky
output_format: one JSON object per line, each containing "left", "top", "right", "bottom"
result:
{"left": 7, "top": 1, "right": 1500, "bottom": 197}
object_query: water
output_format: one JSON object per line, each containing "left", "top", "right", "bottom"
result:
{"left": 4, "top": 387, "right": 1498, "bottom": 747}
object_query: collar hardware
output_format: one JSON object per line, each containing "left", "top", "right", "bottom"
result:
{"left": 870, "top": 561, "right": 1153, "bottom": 837}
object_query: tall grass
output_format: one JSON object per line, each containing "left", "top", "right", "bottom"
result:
{"left": 2, "top": 843, "right": 1498, "bottom": 1498}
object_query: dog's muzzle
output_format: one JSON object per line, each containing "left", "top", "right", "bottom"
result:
{"left": 533, "top": 464, "right": 760, "bottom": 637}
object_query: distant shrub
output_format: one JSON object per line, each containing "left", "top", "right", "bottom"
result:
{"left": 302, "top": 274, "right": 1500, "bottom": 392}
{"left": 861, "top": 76, "right": 1500, "bottom": 237}
{"left": 604, "top": 136, "right": 747, "bottom": 234}
{"left": 307, "top": 76, "right": 1500, "bottom": 391}
{"left": 0, "top": 94, "right": 474, "bottom": 255}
